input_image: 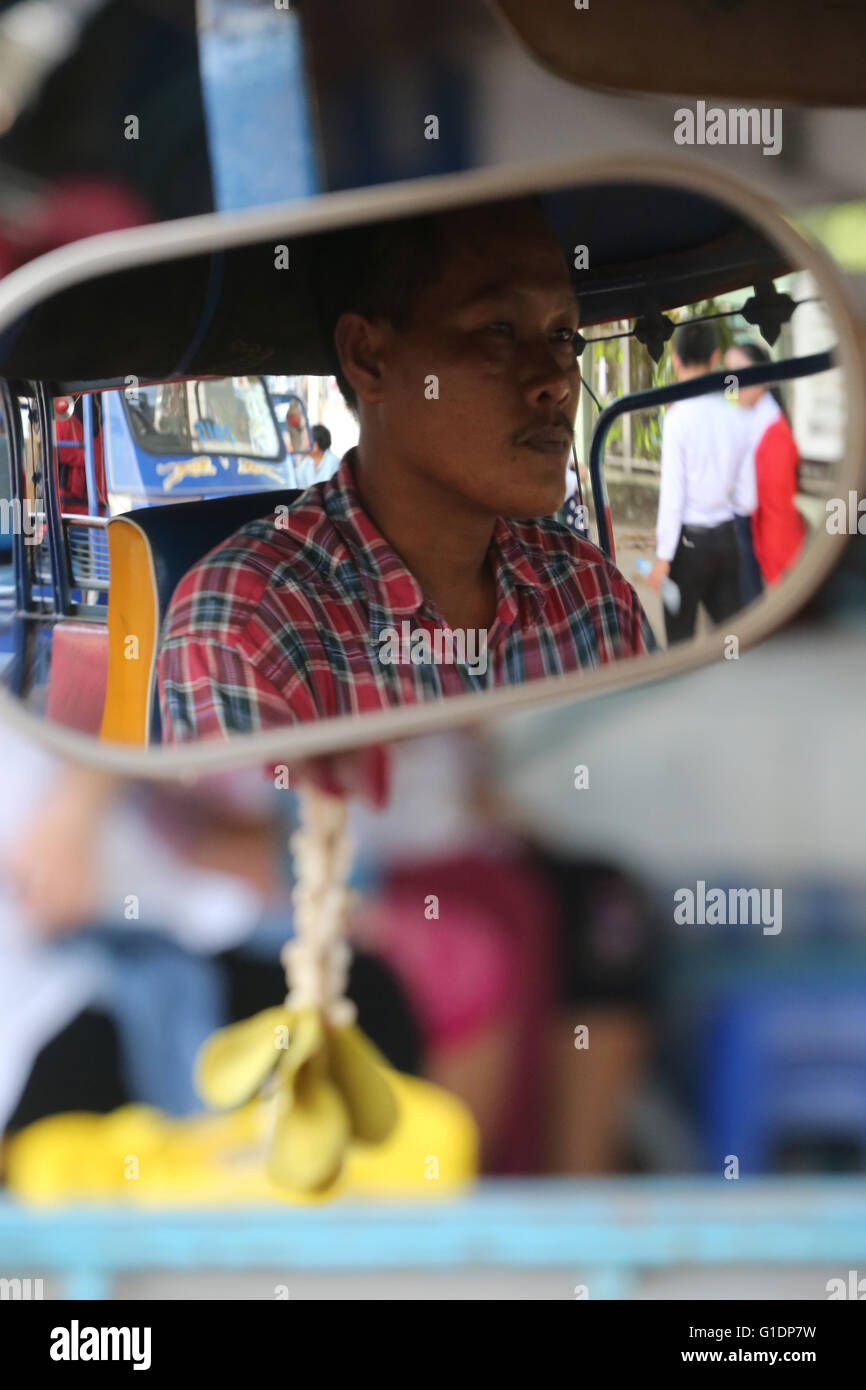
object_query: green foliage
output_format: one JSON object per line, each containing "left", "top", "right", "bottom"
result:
{"left": 586, "top": 297, "right": 744, "bottom": 466}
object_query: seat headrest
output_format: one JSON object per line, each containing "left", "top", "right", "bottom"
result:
{"left": 110, "top": 488, "right": 302, "bottom": 742}
{"left": 128, "top": 487, "right": 302, "bottom": 622}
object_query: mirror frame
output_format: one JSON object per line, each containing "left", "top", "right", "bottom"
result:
{"left": 0, "top": 151, "right": 863, "bottom": 777}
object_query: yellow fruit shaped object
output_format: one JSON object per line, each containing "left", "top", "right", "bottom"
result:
{"left": 195, "top": 1005, "right": 290, "bottom": 1109}
{"left": 267, "top": 1052, "right": 351, "bottom": 1192}
{"left": 342, "top": 1071, "right": 479, "bottom": 1196}
{"left": 327, "top": 1024, "right": 398, "bottom": 1142}
{"left": 194, "top": 1004, "right": 401, "bottom": 1194}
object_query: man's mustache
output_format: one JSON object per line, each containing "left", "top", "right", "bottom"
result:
{"left": 511, "top": 412, "right": 576, "bottom": 446}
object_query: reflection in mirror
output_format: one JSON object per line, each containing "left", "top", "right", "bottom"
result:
{"left": 0, "top": 176, "right": 853, "bottom": 750}
{"left": 583, "top": 266, "right": 844, "bottom": 649}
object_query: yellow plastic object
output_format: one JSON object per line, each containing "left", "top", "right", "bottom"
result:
{"left": 193, "top": 1005, "right": 290, "bottom": 1109}
{"left": 99, "top": 516, "right": 159, "bottom": 744}
{"left": 195, "top": 1005, "right": 403, "bottom": 1193}
{"left": 3, "top": 1072, "right": 478, "bottom": 1205}
{"left": 269, "top": 1064, "right": 350, "bottom": 1193}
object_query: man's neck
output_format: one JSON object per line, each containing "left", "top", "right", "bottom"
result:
{"left": 351, "top": 441, "right": 498, "bottom": 632}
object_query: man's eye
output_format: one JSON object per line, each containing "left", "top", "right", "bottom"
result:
{"left": 551, "top": 326, "right": 579, "bottom": 344}
{"left": 485, "top": 322, "right": 514, "bottom": 337}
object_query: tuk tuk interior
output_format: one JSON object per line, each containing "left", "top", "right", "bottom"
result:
{"left": 0, "top": 176, "right": 838, "bottom": 744}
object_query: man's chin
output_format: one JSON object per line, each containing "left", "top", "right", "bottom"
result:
{"left": 458, "top": 456, "right": 568, "bottom": 520}
{"left": 498, "top": 482, "right": 568, "bottom": 521}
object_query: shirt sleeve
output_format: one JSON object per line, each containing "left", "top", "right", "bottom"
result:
{"left": 656, "top": 409, "right": 686, "bottom": 562}
{"left": 158, "top": 637, "right": 314, "bottom": 743}
{"left": 628, "top": 581, "right": 660, "bottom": 656}
{"left": 597, "top": 565, "right": 659, "bottom": 658}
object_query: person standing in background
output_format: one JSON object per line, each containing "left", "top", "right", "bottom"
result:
{"left": 54, "top": 396, "right": 88, "bottom": 516}
{"left": 644, "top": 321, "right": 753, "bottom": 644}
{"left": 282, "top": 402, "right": 309, "bottom": 455}
{"left": 294, "top": 423, "right": 341, "bottom": 490}
{"left": 725, "top": 340, "right": 807, "bottom": 588}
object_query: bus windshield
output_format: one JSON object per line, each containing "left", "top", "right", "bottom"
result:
{"left": 122, "top": 377, "right": 283, "bottom": 461}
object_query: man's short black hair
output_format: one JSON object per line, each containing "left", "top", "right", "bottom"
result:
{"left": 673, "top": 319, "right": 719, "bottom": 367}
{"left": 311, "top": 423, "right": 331, "bottom": 451}
{"left": 313, "top": 196, "right": 549, "bottom": 414}
{"left": 313, "top": 214, "right": 449, "bottom": 414}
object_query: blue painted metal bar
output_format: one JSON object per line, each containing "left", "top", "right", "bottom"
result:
{"left": 2, "top": 1178, "right": 866, "bottom": 1299}
{"left": 81, "top": 392, "right": 98, "bottom": 516}
{"left": 0, "top": 381, "right": 31, "bottom": 695}
{"left": 588, "top": 350, "right": 835, "bottom": 558}
{"left": 34, "top": 383, "right": 70, "bottom": 615}
{"left": 1, "top": 382, "right": 30, "bottom": 620}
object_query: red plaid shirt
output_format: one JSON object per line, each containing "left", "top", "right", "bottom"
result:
{"left": 158, "top": 450, "right": 656, "bottom": 741}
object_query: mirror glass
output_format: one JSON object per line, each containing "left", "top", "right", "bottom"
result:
{"left": 0, "top": 171, "right": 857, "bottom": 760}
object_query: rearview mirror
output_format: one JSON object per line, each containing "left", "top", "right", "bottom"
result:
{"left": 0, "top": 155, "right": 862, "bottom": 776}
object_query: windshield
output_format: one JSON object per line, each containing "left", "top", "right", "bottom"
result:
{"left": 122, "top": 377, "right": 282, "bottom": 460}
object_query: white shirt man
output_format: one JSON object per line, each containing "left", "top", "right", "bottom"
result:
{"left": 294, "top": 445, "right": 340, "bottom": 490}
{"left": 656, "top": 393, "right": 755, "bottom": 564}
{"left": 646, "top": 322, "right": 753, "bottom": 644}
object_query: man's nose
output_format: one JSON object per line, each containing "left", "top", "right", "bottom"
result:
{"left": 522, "top": 346, "right": 578, "bottom": 410}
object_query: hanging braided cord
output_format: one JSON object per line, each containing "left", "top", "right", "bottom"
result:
{"left": 280, "top": 786, "right": 358, "bottom": 1028}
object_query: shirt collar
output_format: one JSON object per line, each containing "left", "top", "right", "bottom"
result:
{"left": 322, "top": 448, "right": 549, "bottom": 631}
{"left": 490, "top": 515, "right": 549, "bottom": 625}
{"left": 323, "top": 450, "right": 424, "bottom": 622}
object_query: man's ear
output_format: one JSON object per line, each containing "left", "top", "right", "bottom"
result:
{"left": 709, "top": 348, "right": 722, "bottom": 369}
{"left": 333, "top": 312, "right": 390, "bottom": 407}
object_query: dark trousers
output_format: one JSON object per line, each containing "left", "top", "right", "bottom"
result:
{"left": 665, "top": 519, "right": 742, "bottom": 645}
{"left": 734, "top": 513, "right": 764, "bottom": 607}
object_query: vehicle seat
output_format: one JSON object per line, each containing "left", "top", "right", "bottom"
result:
{"left": 45, "top": 622, "right": 110, "bottom": 735}
{"left": 100, "top": 489, "right": 301, "bottom": 744}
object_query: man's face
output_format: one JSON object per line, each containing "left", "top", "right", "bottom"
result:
{"left": 363, "top": 203, "right": 581, "bottom": 518}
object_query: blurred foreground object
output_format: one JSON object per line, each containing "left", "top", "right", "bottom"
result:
{"left": 195, "top": 785, "right": 417, "bottom": 1192}
{"left": 4, "top": 1074, "right": 477, "bottom": 1203}
{"left": 492, "top": 0, "right": 866, "bottom": 105}
{"left": 0, "top": 0, "right": 106, "bottom": 137}
{"left": 196, "top": 1006, "right": 397, "bottom": 1193}
{"left": 0, "top": 0, "right": 211, "bottom": 227}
